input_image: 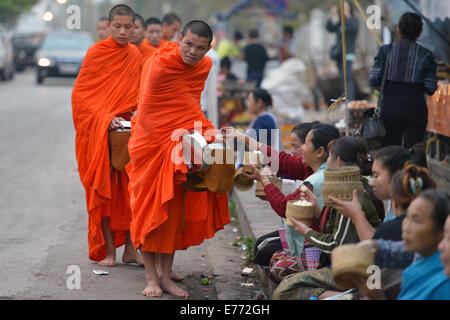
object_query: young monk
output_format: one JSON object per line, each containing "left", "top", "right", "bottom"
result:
{"left": 161, "top": 12, "right": 182, "bottom": 43}
{"left": 130, "top": 14, "right": 156, "bottom": 62}
{"left": 72, "top": 4, "right": 143, "bottom": 267}
{"left": 128, "top": 20, "right": 230, "bottom": 298}
{"left": 144, "top": 17, "right": 163, "bottom": 49}
{"left": 96, "top": 17, "right": 109, "bottom": 41}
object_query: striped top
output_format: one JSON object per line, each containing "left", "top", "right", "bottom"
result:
{"left": 305, "top": 191, "right": 381, "bottom": 254}
{"left": 370, "top": 40, "right": 438, "bottom": 96}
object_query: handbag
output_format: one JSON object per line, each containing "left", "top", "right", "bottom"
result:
{"left": 108, "top": 129, "right": 131, "bottom": 171}
{"left": 330, "top": 44, "right": 342, "bottom": 62}
{"left": 358, "top": 45, "right": 392, "bottom": 145}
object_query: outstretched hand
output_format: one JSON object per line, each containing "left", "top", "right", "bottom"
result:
{"left": 242, "top": 165, "right": 263, "bottom": 182}
{"left": 299, "top": 186, "right": 321, "bottom": 219}
{"left": 287, "top": 217, "right": 312, "bottom": 235}
{"left": 328, "top": 189, "right": 362, "bottom": 220}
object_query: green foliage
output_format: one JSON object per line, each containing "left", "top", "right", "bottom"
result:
{"left": 0, "top": 0, "right": 39, "bottom": 25}
{"left": 243, "top": 236, "right": 256, "bottom": 264}
{"left": 228, "top": 199, "right": 236, "bottom": 218}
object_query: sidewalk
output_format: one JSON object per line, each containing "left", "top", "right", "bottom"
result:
{"left": 232, "top": 182, "right": 294, "bottom": 298}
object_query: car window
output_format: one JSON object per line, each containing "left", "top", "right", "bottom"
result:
{"left": 41, "top": 34, "right": 93, "bottom": 51}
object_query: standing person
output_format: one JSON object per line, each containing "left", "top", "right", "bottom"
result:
{"left": 217, "top": 31, "right": 243, "bottom": 60}
{"left": 244, "top": 29, "right": 269, "bottom": 87}
{"left": 280, "top": 25, "right": 296, "bottom": 62}
{"left": 144, "top": 17, "right": 163, "bottom": 48}
{"left": 130, "top": 14, "right": 156, "bottom": 62}
{"left": 96, "top": 17, "right": 110, "bottom": 41}
{"left": 128, "top": 20, "right": 230, "bottom": 298}
{"left": 201, "top": 35, "right": 220, "bottom": 127}
{"left": 370, "top": 12, "right": 438, "bottom": 148}
{"left": 71, "top": 4, "right": 143, "bottom": 266}
{"left": 161, "top": 13, "right": 182, "bottom": 43}
{"left": 326, "top": 1, "right": 359, "bottom": 102}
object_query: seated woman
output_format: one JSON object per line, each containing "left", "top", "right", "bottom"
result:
{"left": 241, "top": 124, "right": 340, "bottom": 282}
{"left": 358, "top": 190, "right": 450, "bottom": 300}
{"left": 330, "top": 145, "right": 428, "bottom": 240}
{"left": 323, "top": 163, "right": 437, "bottom": 300}
{"left": 438, "top": 215, "right": 450, "bottom": 277}
{"left": 254, "top": 122, "right": 316, "bottom": 268}
{"left": 271, "top": 137, "right": 382, "bottom": 299}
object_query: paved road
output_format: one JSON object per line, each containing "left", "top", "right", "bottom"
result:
{"left": 0, "top": 70, "right": 260, "bottom": 300}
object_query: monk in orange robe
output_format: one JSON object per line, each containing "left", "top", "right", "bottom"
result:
{"left": 144, "top": 17, "right": 163, "bottom": 49}
{"left": 162, "top": 12, "right": 182, "bottom": 42}
{"left": 131, "top": 14, "right": 157, "bottom": 62}
{"left": 72, "top": 4, "right": 143, "bottom": 267}
{"left": 96, "top": 17, "right": 109, "bottom": 41}
{"left": 128, "top": 20, "right": 230, "bottom": 297}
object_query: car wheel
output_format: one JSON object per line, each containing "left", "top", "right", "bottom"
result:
{"left": 0, "top": 70, "right": 6, "bottom": 81}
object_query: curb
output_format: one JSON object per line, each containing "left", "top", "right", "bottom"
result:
{"left": 231, "top": 185, "right": 283, "bottom": 298}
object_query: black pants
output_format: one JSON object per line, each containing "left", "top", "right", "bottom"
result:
{"left": 381, "top": 82, "right": 428, "bottom": 148}
{"left": 338, "top": 60, "right": 355, "bottom": 101}
{"left": 254, "top": 230, "right": 282, "bottom": 267}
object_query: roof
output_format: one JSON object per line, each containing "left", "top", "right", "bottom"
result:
{"left": 216, "top": 0, "right": 295, "bottom": 21}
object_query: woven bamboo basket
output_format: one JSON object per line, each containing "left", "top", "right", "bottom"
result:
{"left": 243, "top": 151, "right": 263, "bottom": 174}
{"left": 255, "top": 177, "right": 282, "bottom": 200}
{"left": 233, "top": 167, "right": 254, "bottom": 191}
{"left": 322, "top": 166, "right": 363, "bottom": 207}
{"left": 285, "top": 200, "right": 315, "bottom": 226}
{"left": 331, "top": 244, "right": 374, "bottom": 290}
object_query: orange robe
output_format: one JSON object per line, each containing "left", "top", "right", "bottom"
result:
{"left": 135, "top": 41, "right": 157, "bottom": 63}
{"left": 127, "top": 42, "right": 230, "bottom": 254}
{"left": 72, "top": 37, "right": 142, "bottom": 261}
{"left": 143, "top": 38, "right": 163, "bottom": 49}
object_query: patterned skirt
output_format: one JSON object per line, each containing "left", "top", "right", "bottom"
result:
{"left": 273, "top": 267, "right": 340, "bottom": 300}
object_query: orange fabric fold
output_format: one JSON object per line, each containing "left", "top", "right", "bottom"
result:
{"left": 72, "top": 37, "right": 142, "bottom": 261}
{"left": 135, "top": 42, "right": 157, "bottom": 62}
{"left": 127, "top": 42, "right": 230, "bottom": 254}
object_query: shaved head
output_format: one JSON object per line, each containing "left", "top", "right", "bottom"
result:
{"left": 181, "top": 20, "right": 213, "bottom": 45}
{"left": 108, "top": 4, "right": 135, "bottom": 23}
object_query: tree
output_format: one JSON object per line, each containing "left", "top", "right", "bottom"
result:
{"left": 0, "top": 0, "right": 39, "bottom": 26}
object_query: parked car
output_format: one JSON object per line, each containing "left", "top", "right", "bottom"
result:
{"left": 0, "top": 33, "right": 15, "bottom": 81}
{"left": 35, "top": 31, "right": 93, "bottom": 84}
{"left": 12, "top": 32, "right": 46, "bottom": 72}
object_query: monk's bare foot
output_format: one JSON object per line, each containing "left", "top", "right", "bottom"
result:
{"left": 160, "top": 277, "right": 189, "bottom": 298}
{"left": 170, "top": 271, "right": 185, "bottom": 282}
{"left": 142, "top": 280, "right": 163, "bottom": 297}
{"left": 122, "top": 250, "right": 144, "bottom": 266}
{"left": 98, "top": 256, "right": 115, "bottom": 267}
